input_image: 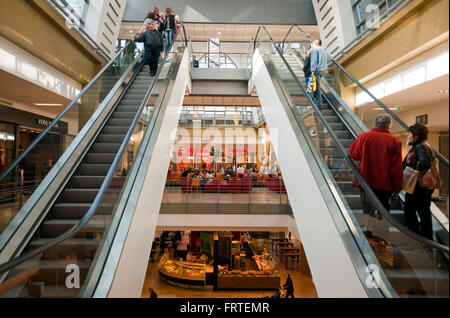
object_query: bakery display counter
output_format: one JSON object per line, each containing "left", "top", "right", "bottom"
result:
{"left": 217, "top": 254, "right": 280, "bottom": 290}
{"left": 158, "top": 257, "right": 213, "bottom": 289}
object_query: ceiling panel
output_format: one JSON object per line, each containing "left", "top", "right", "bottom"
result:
{"left": 119, "top": 22, "right": 319, "bottom": 43}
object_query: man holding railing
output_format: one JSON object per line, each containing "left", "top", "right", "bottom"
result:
{"left": 133, "top": 19, "right": 164, "bottom": 77}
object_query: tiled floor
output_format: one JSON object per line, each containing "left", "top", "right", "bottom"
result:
{"left": 141, "top": 243, "right": 318, "bottom": 298}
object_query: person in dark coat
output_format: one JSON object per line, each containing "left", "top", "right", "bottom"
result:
{"left": 349, "top": 114, "right": 403, "bottom": 216}
{"left": 133, "top": 19, "right": 163, "bottom": 76}
{"left": 149, "top": 287, "right": 158, "bottom": 298}
{"left": 403, "top": 123, "right": 434, "bottom": 239}
{"left": 283, "top": 274, "right": 295, "bottom": 298}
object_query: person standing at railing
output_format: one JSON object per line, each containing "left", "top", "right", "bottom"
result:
{"left": 310, "top": 38, "right": 328, "bottom": 108}
{"left": 403, "top": 124, "right": 435, "bottom": 240}
{"left": 349, "top": 114, "right": 403, "bottom": 218}
{"left": 133, "top": 19, "right": 164, "bottom": 77}
{"left": 192, "top": 55, "right": 199, "bottom": 68}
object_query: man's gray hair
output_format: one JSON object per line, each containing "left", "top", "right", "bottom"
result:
{"left": 375, "top": 114, "right": 392, "bottom": 129}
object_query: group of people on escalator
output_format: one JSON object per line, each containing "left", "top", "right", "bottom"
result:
{"left": 302, "top": 38, "right": 440, "bottom": 242}
{"left": 349, "top": 113, "right": 440, "bottom": 241}
{"left": 132, "top": 7, "right": 182, "bottom": 76}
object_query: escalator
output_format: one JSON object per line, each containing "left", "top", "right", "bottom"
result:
{"left": 253, "top": 26, "right": 449, "bottom": 298}
{"left": 0, "top": 27, "right": 188, "bottom": 297}
{"left": 278, "top": 25, "right": 449, "bottom": 248}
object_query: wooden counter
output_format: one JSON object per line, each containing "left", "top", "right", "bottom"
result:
{"left": 217, "top": 275, "right": 280, "bottom": 290}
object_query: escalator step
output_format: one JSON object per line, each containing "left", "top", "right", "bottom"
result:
{"left": 78, "top": 164, "right": 110, "bottom": 176}
{"left": 97, "top": 134, "right": 126, "bottom": 143}
{"left": 107, "top": 118, "right": 133, "bottom": 126}
{"left": 323, "top": 116, "right": 340, "bottom": 123}
{"left": 91, "top": 143, "right": 121, "bottom": 153}
{"left": 85, "top": 153, "right": 116, "bottom": 164}
{"left": 52, "top": 203, "right": 114, "bottom": 219}
{"left": 328, "top": 123, "right": 345, "bottom": 130}
{"left": 334, "top": 131, "right": 352, "bottom": 139}
{"left": 41, "top": 217, "right": 109, "bottom": 238}
{"left": 111, "top": 111, "right": 136, "bottom": 119}
{"left": 103, "top": 126, "right": 129, "bottom": 134}
{"left": 28, "top": 238, "right": 100, "bottom": 260}
{"left": 71, "top": 176, "right": 106, "bottom": 188}
{"left": 62, "top": 189, "right": 100, "bottom": 203}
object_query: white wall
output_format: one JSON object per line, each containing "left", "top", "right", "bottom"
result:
{"left": 312, "top": 0, "right": 357, "bottom": 56}
{"left": 0, "top": 36, "right": 81, "bottom": 101}
{"left": 252, "top": 48, "right": 368, "bottom": 298}
{"left": 85, "top": 0, "right": 127, "bottom": 58}
{"left": 123, "top": 0, "right": 317, "bottom": 24}
{"left": 107, "top": 50, "right": 190, "bottom": 298}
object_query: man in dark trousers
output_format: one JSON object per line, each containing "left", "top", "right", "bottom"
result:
{"left": 133, "top": 19, "right": 163, "bottom": 76}
{"left": 283, "top": 273, "right": 295, "bottom": 298}
{"left": 349, "top": 114, "right": 403, "bottom": 217}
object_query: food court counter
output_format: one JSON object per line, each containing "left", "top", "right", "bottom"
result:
{"left": 217, "top": 254, "right": 280, "bottom": 290}
{"left": 158, "top": 257, "right": 214, "bottom": 290}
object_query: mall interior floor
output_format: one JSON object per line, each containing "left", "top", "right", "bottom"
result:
{"left": 141, "top": 248, "right": 318, "bottom": 298}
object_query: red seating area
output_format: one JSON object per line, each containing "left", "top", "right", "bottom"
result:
{"left": 181, "top": 178, "right": 254, "bottom": 193}
{"left": 266, "top": 178, "right": 287, "bottom": 193}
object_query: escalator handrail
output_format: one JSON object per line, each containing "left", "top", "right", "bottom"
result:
{"left": 283, "top": 24, "right": 449, "bottom": 168}
{"left": 0, "top": 25, "right": 188, "bottom": 276}
{"left": 257, "top": 25, "right": 449, "bottom": 254}
{"left": 0, "top": 41, "right": 134, "bottom": 183}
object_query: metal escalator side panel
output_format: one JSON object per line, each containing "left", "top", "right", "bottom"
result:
{"left": 287, "top": 45, "right": 448, "bottom": 244}
{"left": 0, "top": 56, "right": 143, "bottom": 269}
{"left": 252, "top": 47, "right": 382, "bottom": 298}
{"left": 85, "top": 48, "right": 189, "bottom": 298}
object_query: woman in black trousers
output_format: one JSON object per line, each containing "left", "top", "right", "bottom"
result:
{"left": 403, "top": 123, "right": 434, "bottom": 240}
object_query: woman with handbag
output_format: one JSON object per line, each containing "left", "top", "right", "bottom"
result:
{"left": 403, "top": 123, "right": 440, "bottom": 240}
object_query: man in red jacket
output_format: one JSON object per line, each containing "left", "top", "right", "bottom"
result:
{"left": 349, "top": 114, "right": 403, "bottom": 216}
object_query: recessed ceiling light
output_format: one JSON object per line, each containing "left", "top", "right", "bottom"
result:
{"left": 129, "top": 30, "right": 133, "bottom": 33}
{"left": 33, "top": 103, "right": 64, "bottom": 106}
{"left": 218, "top": 32, "right": 222, "bottom": 35}
{"left": 438, "top": 89, "right": 449, "bottom": 94}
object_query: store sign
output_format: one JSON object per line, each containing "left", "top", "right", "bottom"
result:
{"left": 36, "top": 118, "right": 59, "bottom": 129}
{"left": 416, "top": 114, "right": 428, "bottom": 125}
{"left": 0, "top": 105, "right": 68, "bottom": 135}
{"left": 208, "top": 38, "right": 220, "bottom": 68}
